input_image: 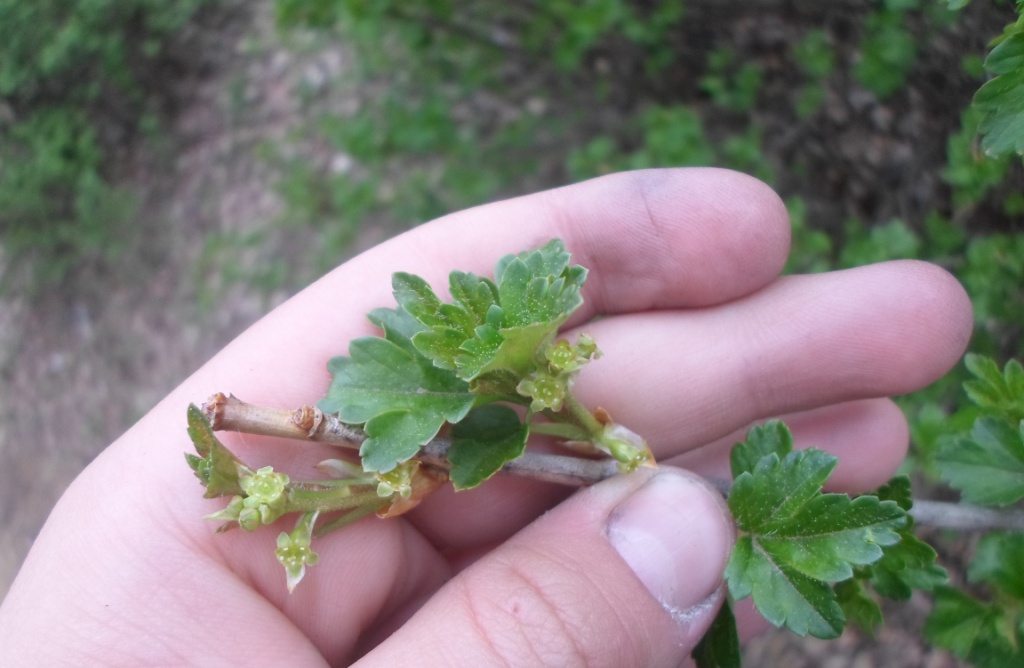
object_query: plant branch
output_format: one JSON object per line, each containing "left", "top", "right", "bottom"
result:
{"left": 204, "top": 393, "right": 365, "bottom": 447}
{"left": 201, "top": 394, "right": 1024, "bottom": 533}
{"left": 202, "top": 393, "right": 620, "bottom": 488}
{"left": 909, "top": 500, "right": 1024, "bottom": 532}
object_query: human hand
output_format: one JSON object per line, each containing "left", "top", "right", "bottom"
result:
{"left": 0, "top": 169, "right": 972, "bottom": 666}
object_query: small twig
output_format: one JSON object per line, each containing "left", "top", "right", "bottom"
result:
{"left": 910, "top": 500, "right": 1024, "bottom": 532}
{"left": 201, "top": 394, "right": 1024, "bottom": 533}
{"left": 202, "top": 393, "right": 622, "bottom": 488}
{"left": 205, "top": 393, "right": 366, "bottom": 447}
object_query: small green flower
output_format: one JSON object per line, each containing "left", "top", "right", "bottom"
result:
{"left": 517, "top": 372, "right": 568, "bottom": 412}
{"left": 376, "top": 461, "right": 418, "bottom": 499}
{"left": 240, "top": 466, "right": 290, "bottom": 505}
{"left": 215, "top": 466, "right": 292, "bottom": 531}
{"left": 275, "top": 511, "right": 320, "bottom": 592}
{"left": 544, "top": 335, "right": 601, "bottom": 372}
{"left": 576, "top": 334, "right": 600, "bottom": 360}
{"left": 546, "top": 339, "right": 577, "bottom": 370}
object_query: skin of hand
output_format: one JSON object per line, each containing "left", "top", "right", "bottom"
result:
{"left": 0, "top": 168, "right": 973, "bottom": 667}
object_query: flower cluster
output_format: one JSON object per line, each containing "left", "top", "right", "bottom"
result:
{"left": 516, "top": 336, "right": 601, "bottom": 412}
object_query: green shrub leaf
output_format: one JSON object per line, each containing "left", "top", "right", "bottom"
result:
{"left": 448, "top": 405, "right": 529, "bottom": 490}
{"left": 935, "top": 417, "right": 1024, "bottom": 506}
{"left": 864, "top": 476, "right": 947, "bottom": 600}
{"left": 974, "top": 21, "right": 1024, "bottom": 156}
{"left": 691, "top": 599, "right": 741, "bottom": 668}
{"left": 925, "top": 587, "right": 1023, "bottom": 665}
{"left": 963, "top": 353, "right": 1024, "bottom": 422}
{"left": 318, "top": 239, "right": 589, "bottom": 473}
{"left": 319, "top": 335, "right": 475, "bottom": 473}
{"left": 185, "top": 404, "right": 250, "bottom": 498}
{"left": 397, "top": 239, "right": 587, "bottom": 381}
{"left": 726, "top": 426, "right": 906, "bottom": 639}
{"left": 969, "top": 533, "right": 1024, "bottom": 601}
{"left": 729, "top": 419, "right": 793, "bottom": 478}
{"left": 834, "top": 579, "right": 884, "bottom": 635}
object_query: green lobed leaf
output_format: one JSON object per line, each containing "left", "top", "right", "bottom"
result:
{"left": 872, "top": 474, "right": 913, "bottom": 511}
{"left": 459, "top": 320, "right": 553, "bottom": 381}
{"left": 367, "top": 306, "right": 426, "bottom": 354}
{"left": 493, "top": 242, "right": 587, "bottom": 328}
{"left": 448, "top": 404, "right": 529, "bottom": 490}
{"left": 963, "top": 354, "right": 1024, "bottom": 422}
{"left": 729, "top": 419, "right": 793, "bottom": 478}
{"left": 318, "top": 335, "right": 475, "bottom": 473}
{"left": 495, "top": 237, "right": 574, "bottom": 286}
{"left": 925, "top": 587, "right": 991, "bottom": 658}
{"left": 725, "top": 438, "right": 906, "bottom": 639}
{"left": 466, "top": 368, "right": 523, "bottom": 397}
{"left": 865, "top": 475, "right": 948, "bottom": 600}
{"left": 395, "top": 239, "right": 587, "bottom": 382}
{"left": 185, "top": 404, "right": 250, "bottom": 498}
{"left": 391, "top": 271, "right": 483, "bottom": 370}
{"left": 868, "top": 531, "right": 947, "bottom": 600}
{"left": 969, "top": 532, "right": 1024, "bottom": 601}
{"left": 975, "top": 24, "right": 1024, "bottom": 157}
{"left": 925, "top": 587, "right": 1023, "bottom": 667}
{"left": 834, "top": 579, "right": 883, "bottom": 635}
{"left": 726, "top": 536, "right": 844, "bottom": 638}
{"left": 935, "top": 416, "right": 1024, "bottom": 506}
{"left": 691, "top": 599, "right": 741, "bottom": 668}
{"left": 449, "top": 270, "right": 501, "bottom": 324}
{"left": 318, "top": 240, "right": 590, "bottom": 475}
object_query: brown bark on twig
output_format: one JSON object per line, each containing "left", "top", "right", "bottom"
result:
{"left": 204, "top": 393, "right": 365, "bottom": 447}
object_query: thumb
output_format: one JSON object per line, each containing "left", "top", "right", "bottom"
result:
{"left": 358, "top": 468, "right": 735, "bottom": 667}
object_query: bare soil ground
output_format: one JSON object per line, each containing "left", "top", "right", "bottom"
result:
{"left": 0, "top": 2, "right": 1003, "bottom": 665}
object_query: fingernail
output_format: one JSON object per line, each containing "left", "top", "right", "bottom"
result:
{"left": 607, "top": 471, "right": 733, "bottom": 617}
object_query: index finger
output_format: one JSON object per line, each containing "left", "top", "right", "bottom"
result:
{"left": 191, "top": 167, "right": 791, "bottom": 412}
